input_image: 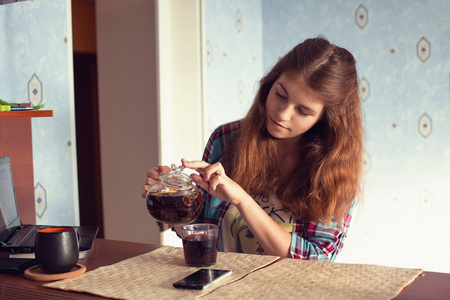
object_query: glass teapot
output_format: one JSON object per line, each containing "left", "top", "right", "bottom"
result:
{"left": 146, "top": 164, "right": 202, "bottom": 225}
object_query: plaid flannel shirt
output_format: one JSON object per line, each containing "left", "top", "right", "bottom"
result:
{"left": 197, "top": 121, "right": 352, "bottom": 261}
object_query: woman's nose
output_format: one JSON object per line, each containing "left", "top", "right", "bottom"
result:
{"left": 277, "top": 104, "right": 292, "bottom": 120}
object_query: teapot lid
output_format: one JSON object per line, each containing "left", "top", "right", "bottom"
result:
{"left": 160, "top": 164, "right": 194, "bottom": 190}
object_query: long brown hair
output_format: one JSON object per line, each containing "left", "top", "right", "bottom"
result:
{"left": 222, "top": 36, "right": 364, "bottom": 224}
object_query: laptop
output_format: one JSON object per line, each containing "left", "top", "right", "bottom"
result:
{"left": 0, "top": 155, "right": 98, "bottom": 254}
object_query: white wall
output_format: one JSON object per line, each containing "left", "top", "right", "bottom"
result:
{"left": 96, "top": 0, "right": 203, "bottom": 246}
{"left": 156, "top": 0, "right": 204, "bottom": 166}
{"left": 96, "top": 0, "right": 160, "bottom": 244}
{"left": 156, "top": 0, "right": 203, "bottom": 246}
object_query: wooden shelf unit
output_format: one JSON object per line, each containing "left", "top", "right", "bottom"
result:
{"left": 0, "top": 110, "right": 53, "bottom": 118}
{"left": 0, "top": 110, "right": 53, "bottom": 224}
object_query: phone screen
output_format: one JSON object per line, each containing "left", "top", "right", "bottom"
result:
{"left": 173, "top": 269, "right": 232, "bottom": 290}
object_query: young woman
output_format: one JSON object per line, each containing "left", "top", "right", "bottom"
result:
{"left": 143, "top": 36, "right": 364, "bottom": 261}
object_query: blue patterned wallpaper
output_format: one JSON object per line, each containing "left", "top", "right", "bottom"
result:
{"left": 204, "top": 0, "right": 450, "bottom": 273}
{"left": 0, "top": 0, "right": 78, "bottom": 225}
{"left": 203, "top": 0, "right": 263, "bottom": 136}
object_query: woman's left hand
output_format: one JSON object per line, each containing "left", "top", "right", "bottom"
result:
{"left": 182, "top": 159, "right": 247, "bottom": 206}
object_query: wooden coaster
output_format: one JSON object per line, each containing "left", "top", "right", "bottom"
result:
{"left": 24, "top": 263, "right": 86, "bottom": 281}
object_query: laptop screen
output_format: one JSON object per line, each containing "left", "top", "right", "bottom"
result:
{"left": 0, "top": 156, "right": 21, "bottom": 232}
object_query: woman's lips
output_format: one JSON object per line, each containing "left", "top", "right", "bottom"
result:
{"left": 270, "top": 117, "right": 288, "bottom": 130}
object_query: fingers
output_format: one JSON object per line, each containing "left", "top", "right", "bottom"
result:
{"left": 182, "top": 159, "right": 210, "bottom": 173}
{"left": 203, "top": 163, "right": 224, "bottom": 183}
{"left": 146, "top": 165, "right": 171, "bottom": 180}
{"left": 189, "top": 173, "right": 208, "bottom": 190}
{"left": 142, "top": 165, "right": 172, "bottom": 198}
{"left": 144, "top": 168, "right": 161, "bottom": 187}
{"left": 190, "top": 173, "right": 221, "bottom": 193}
{"left": 207, "top": 172, "right": 223, "bottom": 191}
{"left": 186, "top": 159, "right": 227, "bottom": 195}
{"left": 182, "top": 159, "right": 224, "bottom": 181}
{"left": 159, "top": 165, "right": 172, "bottom": 174}
{"left": 184, "top": 159, "right": 242, "bottom": 204}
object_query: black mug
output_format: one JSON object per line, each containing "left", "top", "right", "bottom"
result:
{"left": 35, "top": 227, "right": 79, "bottom": 274}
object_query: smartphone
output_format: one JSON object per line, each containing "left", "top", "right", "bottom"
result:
{"left": 173, "top": 269, "right": 232, "bottom": 290}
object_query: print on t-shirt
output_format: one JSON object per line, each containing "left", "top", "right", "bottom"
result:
{"left": 221, "top": 192, "right": 294, "bottom": 255}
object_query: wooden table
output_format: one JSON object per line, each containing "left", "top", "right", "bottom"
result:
{"left": 0, "top": 239, "right": 160, "bottom": 299}
{"left": 1, "top": 238, "right": 449, "bottom": 299}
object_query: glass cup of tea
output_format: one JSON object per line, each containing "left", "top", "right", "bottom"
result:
{"left": 146, "top": 164, "right": 202, "bottom": 225}
{"left": 181, "top": 223, "right": 219, "bottom": 267}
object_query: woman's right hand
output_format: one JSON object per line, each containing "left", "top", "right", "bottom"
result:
{"left": 142, "top": 165, "right": 172, "bottom": 198}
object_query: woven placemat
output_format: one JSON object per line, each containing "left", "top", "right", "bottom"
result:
{"left": 201, "top": 258, "right": 423, "bottom": 300}
{"left": 43, "top": 246, "right": 279, "bottom": 299}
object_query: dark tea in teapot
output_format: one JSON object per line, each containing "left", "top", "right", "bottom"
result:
{"left": 146, "top": 164, "right": 202, "bottom": 225}
{"left": 146, "top": 189, "right": 202, "bottom": 225}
